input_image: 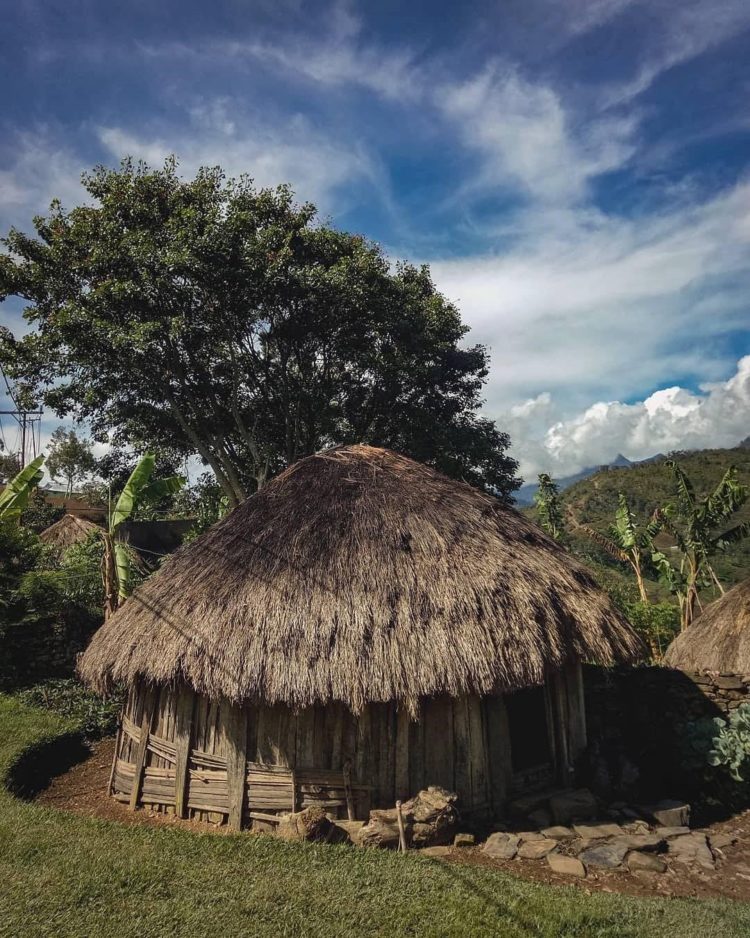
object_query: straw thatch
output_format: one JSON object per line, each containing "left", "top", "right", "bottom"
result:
{"left": 40, "top": 513, "right": 102, "bottom": 550}
{"left": 664, "top": 576, "right": 750, "bottom": 674}
{"left": 79, "top": 445, "right": 643, "bottom": 713}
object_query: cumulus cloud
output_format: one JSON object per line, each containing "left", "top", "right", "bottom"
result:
{"left": 505, "top": 357, "right": 750, "bottom": 478}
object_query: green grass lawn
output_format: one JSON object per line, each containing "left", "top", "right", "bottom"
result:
{"left": 1, "top": 695, "right": 749, "bottom": 938}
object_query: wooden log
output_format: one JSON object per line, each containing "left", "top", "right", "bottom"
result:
{"left": 173, "top": 686, "right": 194, "bottom": 819}
{"left": 226, "top": 703, "right": 248, "bottom": 831}
{"left": 129, "top": 685, "right": 156, "bottom": 810}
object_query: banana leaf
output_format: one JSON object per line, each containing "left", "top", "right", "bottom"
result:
{"left": 0, "top": 455, "right": 44, "bottom": 518}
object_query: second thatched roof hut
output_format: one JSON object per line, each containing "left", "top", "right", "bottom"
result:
{"left": 79, "top": 445, "right": 642, "bottom": 829}
{"left": 664, "top": 576, "right": 750, "bottom": 675}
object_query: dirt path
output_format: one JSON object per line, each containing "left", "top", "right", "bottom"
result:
{"left": 35, "top": 738, "right": 750, "bottom": 901}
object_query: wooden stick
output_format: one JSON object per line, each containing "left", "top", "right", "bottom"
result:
{"left": 130, "top": 686, "right": 156, "bottom": 810}
{"left": 107, "top": 721, "right": 123, "bottom": 796}
{"left": 395, "top": 800, "right": 407, "bottom": 853}
{"left": 343, "top": 760, "right": 355, "bottom": 821}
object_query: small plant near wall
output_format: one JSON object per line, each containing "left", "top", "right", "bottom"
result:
{"left": 708, "top": 704, "right": 750, "bottom": 782}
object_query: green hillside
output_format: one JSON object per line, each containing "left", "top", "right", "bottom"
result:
{"left": 560, "top": 447, "right": 750, "bottom": 590}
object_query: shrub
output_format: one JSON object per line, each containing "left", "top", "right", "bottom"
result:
{"left": 16, "top": 679, "right": 124, "bottom": 740}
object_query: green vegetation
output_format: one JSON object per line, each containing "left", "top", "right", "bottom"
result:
{"left": 2, "top": 696, "right": 749, "bottom": 938}
{"left": 46, "top": 427, "right": 96, "bottom": 497}
{"left": 533, "top": 473, "right": 565, "bottom": 541}
{"left": 0, "top": 158, "right": 519, "bottom": 504}
{"left": 16, "top": 679, "right": 123, "bottom": 740}
{"left": 559, "top": 447, "right": 750, "bottom": 592}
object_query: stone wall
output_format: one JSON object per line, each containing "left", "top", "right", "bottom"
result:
{"left": 0, "top": 611, "right": 100, "bottom": 691}
{"left": 674, "top": 670, "right": 750, "bottom": 715}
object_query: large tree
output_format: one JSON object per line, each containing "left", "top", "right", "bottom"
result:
{"left": 46, "top": 426, "right": 96, "bottom": 496}
{"left": 0, "top": 159, "right": 519, "bottom": 505}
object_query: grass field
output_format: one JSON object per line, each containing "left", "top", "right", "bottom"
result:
{"left": 1, "top": 695, "right": 749, "bottom": 938}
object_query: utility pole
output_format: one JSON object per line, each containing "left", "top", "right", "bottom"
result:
{"left": 0, "top": 407, "right": 43, "bottom": 468}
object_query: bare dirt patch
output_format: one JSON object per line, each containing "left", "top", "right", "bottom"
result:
{"left": 34, "top": 739, "right": 750, "bottom": 900}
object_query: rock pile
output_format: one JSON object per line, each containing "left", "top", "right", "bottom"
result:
{"left": 479, "top": 791, "right": 733, "bottom": 880}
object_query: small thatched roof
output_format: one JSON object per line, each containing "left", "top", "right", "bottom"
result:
{"left": 664, "top": 577, "right": 750, "bottom": 675}
{"left": 40, "top": 514, "right": 103, "bottom": 550}
{"left": 79, "top": 445, "right": 643, "bottom": 713}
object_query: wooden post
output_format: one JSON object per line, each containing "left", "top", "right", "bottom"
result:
{"left": 394, "top": 708, "right": 410, "bottom": 801}
{"left": 173, "top": 687, "right": 195, "bottom": 819}
{"left": 129, "top": 685, "right": 156, "bottom": 810}
{"left": 343, "top": 760, "right": 355, "bottom": 821}
{"left": 226, "top": 704, "right": 248, "bottom": 831}
{"left": 395, "top": 800, "right": 407, "bottom": 853}
{"left": 107, "top": 720, "right": 123, "bottom": 796}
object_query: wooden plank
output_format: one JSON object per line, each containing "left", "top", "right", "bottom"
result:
{"left": 354, "top": 706, "right": 372, "bottom": 815}
{"left": 424, "top": 696, "right": 453, "bottom": 792}
{"left": 107, "top": 720, "right": 123, "bottom": 796}
{"left": 564, "top": 663, "right": 587, "bottom": 761}
{"left": 408, "top": 705, "right": 425, "bottom": 796}
{"left": 226, "top": 703, "right": 249, "bottom": 831}
{"left": 484, "top": 695, "right": 511, "bottom": 815}
{"left": 452, "top": 697, "right": 471, "bottom": 804}
{"left": 295, "top": 707, "right": 316, "bottom": 768}
{"left": 173, "top": 686, "right": 195, "bottom": 819}
{"left": 129, "top": 684, "right": 157, "bottom": 810}
{"left": 467, "top": 695, "right": 489, "bottom": 812}
{"left": 394, "top": 707, "right": 410, "bottom": 801}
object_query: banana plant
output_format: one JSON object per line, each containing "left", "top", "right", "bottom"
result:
{"left": 578, "top": 493, "right": 663, "bottom": 603}
{"left": 102, "top": 454, "right": 185, "bottom": 618}
{"left": 654, "top": 461, "right": 749, "bottom": 630}
{"left": 0, "top": 455, "right": 44, "bottom": 519}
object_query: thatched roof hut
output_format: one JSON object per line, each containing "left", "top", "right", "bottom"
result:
{"left": 40, "top": 514, "right": 103, "bottom": 550}
{"left": 664, "top": 577, "right": 750, "bottom": 674}
{"left": 80, "top": 445, "right": 642, "bottom": 829}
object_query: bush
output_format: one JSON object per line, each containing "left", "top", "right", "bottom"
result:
{"left": 678, "top": 705, "right": 750, "bottom": 813}
{"left": 622, "top": 600, "right": 680, "bottom": 659}
{"left": 16, "top": 679, "right": 124, "bottom": 740}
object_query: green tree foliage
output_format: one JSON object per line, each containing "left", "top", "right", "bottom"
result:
{"left": 654, "top": 461, "right": 749, "bottom": 629}
{"left": 102, "top": 453, "right": 184, "bottom": 616}
{"left": 173, "top": 471, "right": 228, "bottom": 541}
{"left": 20, "top": 488, "right": 64, "bottom": 533}
{"left": 0, "top": 450, "right": 21, "bottom": 484}
{"left": 0, "top": 455, "right": 44, "bottom": 519}
{"left": 578, "top": 493, "right": 663, "bottom": 603}
{"left": 0, "top": 159, "right": 519, "bottom": 506}
{"left": 46, "top": 426, "right": 96, "bottom": 496}
{"left": 533, "top": 473, "right": 565, "bottom": 541}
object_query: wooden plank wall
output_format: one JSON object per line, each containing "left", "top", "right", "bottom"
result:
{"left": 112, "top": 673, "right": 586, "bottom": 827}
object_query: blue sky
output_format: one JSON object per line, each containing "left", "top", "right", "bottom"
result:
{"left": 1, "top": 0, "right": 749, "bottom": 479}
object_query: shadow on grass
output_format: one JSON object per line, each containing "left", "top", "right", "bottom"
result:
{"left": 5, "top": 730, "right": 91, "bottom": 800}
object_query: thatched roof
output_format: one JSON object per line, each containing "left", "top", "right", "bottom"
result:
{"left": 79, "top": 445, "right": 643, "bottom": 713}
{"left": 40, "top": 514, "right": 102, "bottom": 549}
{"left": 664, "top": 577, "right": 750, "bottom": 675}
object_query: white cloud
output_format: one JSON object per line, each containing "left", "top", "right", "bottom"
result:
{"left": 97, "top": 105, "right": 377, "bottom": 216}
{"left": 439, "top": 66, "right": 637, "bottom": 206}
{"left": 0, "top": 129, "right": 90, "bottom": 228}
{"left": 507, "top": 356, "right": 750, "bottom": 478}
{"left": 430, "top": 178, "right": 750, "bottom": 415}
{"left": 602, "top": 0, "right": 750, "bottom": 105}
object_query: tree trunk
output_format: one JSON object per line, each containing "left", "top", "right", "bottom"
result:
{"left": 101, "top": 533, "right": 118, "bottom": 621}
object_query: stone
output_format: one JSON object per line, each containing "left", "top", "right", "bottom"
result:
{"left": 508, "top": 789, "right": 557, "bottom": 817}
{"left": 656, "top": 826, "right": 691, "bottom": 839}
{"left": 541, "top": 825, "right": 574, "bottom": 840}
{"left": 547, "top": 853, "right": 586, "bottom": 877}
{"left": 627, "top": 851, "right": 667, "bottom": 874}
{"left": 579, "top": 842, "right": 629, "bottom": 870}
{"left": 421, "top": 846, "right": 451, "bottom": 858}
{"left": 454, "top": 833, "right": 475, "bottom": 848}
{"left": 517, "top": 838, "right": 558, "bottom": 859}
{"left": 527, "top": 808, "right": 552, "bottom": 829}
{"left": 710, "top": 831, "right": 739, "bottom": 850}
{"left": 549, "top": 788, "right": 598, "bottom": 825}
{"left": 333, "top": 820, "right": 365, "bottom": 842}
{"left": 668, "top": 833, "right": 715, "bottom": 870}
{"left": 572, "top": 822, "right": 624, "bottom": 840}
{"left": 483, "top": 832, "right": 520, "bottom": 859}
{"left": 622, "top": 833, "right": 666, "bottom": 853}
{"left": 517, "top": 830, "right": 547, "bottom": 843}
{"left": 715, "top": 675, "right": 746, "bottom": 690}
{"left": 648, "top": 800, "right": 690, "bottom": 828}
